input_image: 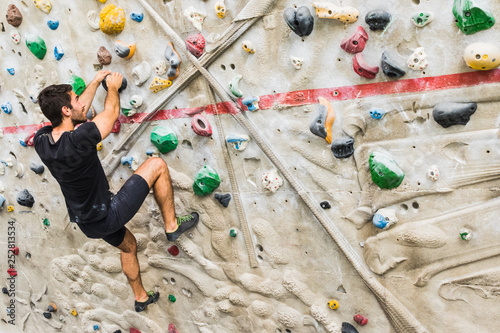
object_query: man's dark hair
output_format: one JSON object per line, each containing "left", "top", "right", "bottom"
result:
{"left": 38, "top": 84, "right": 73, "bottom": 127}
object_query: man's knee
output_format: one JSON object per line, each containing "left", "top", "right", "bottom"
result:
{"left": 146, "top": 157, "right": 168, "bottom": 174}
{"left": 118, "top": 229, "right": 137, "bottom": 253}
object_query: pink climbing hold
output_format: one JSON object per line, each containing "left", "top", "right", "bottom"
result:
{"left": 340, "top": 26, "right": 368, "bottom": 54}
{"left": 191, "top": 114, "right": 212, "bottom": 136}
{"left": 353, "top": 314, "right": 368, "bottom": 326}
{"left": 130, "top": 328, "right": 141, "bottom": 333}
{"left": 24, "top": 132, "right": 36, "bottom": 146}
{"left": 12, "top": 247, "right": 19, "bottom": 256}
{"left": 352, "top": 53, "right": 379, "bottom": 79}
{"left": 168, "top": 245, "right": 179, "bottom": 256}
{"left": 168, "top": 323, "right": 179, "bottom": 333}
{"left": 7, "top": 268, "right": 17, "bottom": 277}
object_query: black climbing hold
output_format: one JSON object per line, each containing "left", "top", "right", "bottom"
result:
{"left": 331, "top": 137, "right": 355, "bottom": 159}
{"left": 365, "top": 9, "right": 392, "bottom": 31}
{"left": 17, "top": 189, "right": 34, "bottom": 208}
{"left": 29, "top": 163, "right": 45, "bottom": 175}
{"left": 214, "top": 193, "right": 231, "bottom": 208}
{"left": 381, "top": 51, "right": 406, "bottom": 78}
{"left": 113, "top": 331, "right": 122, "bottom": 333}
{"left": 102, "top": 75, "right": 127, "bottom": 93}
{"left": 43, "top": 312, "right": 52, "bottom": 319}
{"left": 47, "top": 304, "right": 56, "bottom": 313}
{"left": 342, "top": 322, "right": 359, "bottom": 333}
{"left": 310, "top": 107, "right": 328, "bottom": 140}
{"left": 283, "top": 6, "right": 314, "bottom": 37}
{"left": 320, "top": 201, "right": 331, "bottom": 209}
{"left": 432, "top": 102, "right": 477, "bottom": 128}
{"left": 2, "top": 287, "right": 8, "bottom": 295}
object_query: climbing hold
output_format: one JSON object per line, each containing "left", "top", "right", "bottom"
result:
{"left": 154, "top": 61, "right": 167, "bottom": 76}
{"left": 6, "top": 68, "right": 15, "bottom": 76}
{"left": 185, "top": 33, "right": 205, "bottom": 58}
{"left": 242, "top": 96, "right": 260, "bottom": 111}
{"left": 96, "top": 142, "right": 103, "bottom": 151}
{"left": 145, "top": 149, "right": 159, "bottom": 158}
{"left": 381, "top": 51, "right": 406, "bottom": 78}
{"left": 102, "top": 74, "right": 127, "bottom": 93}
{"left": 29, "top": 163, "right": 45, "bottom": 174}
{"left": 353, "top": 53, "right": 379, "bottom": 79}
{"left": 342, "top": 322, "right": 359, "bottom": 333}
{"left": 214, "top": 193, "right": 231, "bottom": 207}
{"left": 193, "top": 165, "right": 221, "bottom": 196}
{"left": 151, "top": 126, "right": 178, "bottom": 154}
{"left": 43, "top": 218, "right": 50, "bottom": 226}
{"left": 69, "top": 75, "right": 86, "bottom": 96}
{"left": 407, "top": 47, "right": 428, "bottom": 71}
{"left": 33, "top": 0, "right": 52, "bottom": 14}
{"left": 12, "top": 247, "right": 19, "bottom": 255}
{"left": 130, "top": 328, "right": 141, "bottom": 333}
{"left": 7, "top": 206, "right": 14, "bottom": 213}
{"left": 320, "top": 201, "right": 331, "bottom": 209}
{"left": 459, "top": 228, "right": 472, "bottom": 241}
{"left": 369, "top": 108, "right": 386, "bottom": 119}
{"left": 10, "top": 30, "right": 21, "bottom": 44}
{"left": 97, "top": 46, "right": 112, "bottom": 65}
{"left": 130, "top": 11, "right": 144, "bottom": 23}
{"left": 365, "top": 10, "right": 391, "bottom": 31}
{"left": 262, "top": 169, "right": 284, "bottom": 192}
{"left": 309, "top": 97, "right": 335, "bottom": 143}
{"left": 453, "top": 0, "right": 495, "bottom": 35}
{"left": 328, "top": 299, "right": 339, "bottom": 310}
{"left": 191, "top": 114, "right": 212, "bottom": 137}
{"left": 226, "top": 134, "right": 250, "bottom": 151}
{"left": 341, "top": 26, "right": 368, "bottom": 54}
{"left": 54, "top": 44, "right": 64, "bottom": 61}
{"left": 369, "top": 151, "right": 405, "bottom": 189}
{"left": 99, "top": 4, "right": 126, "bottom": 35}
{"left": 121, "top": 156, "right": 138, "bottom": 171}
{"left": 114, "top": 40, "right": 136, "bottom": 59}
{"left": 372, "top": 208, "right": 398, "bottom": 229}
{"left": 0, "top": 195, "right": 4, "bottom": 208}
{"left": 168, "top": 324, "right": 179, "bottom": 333}
{"left": 1, "top": 102, "right": 13, "bottom": 114}
{"left": 353, "top": 314, "right": 368, "bottom": 326}
{"left": 165, "top": 42, "right": 182, "bottom": 80}
{"left": 229, "top": 75, "right": 243, "bottom": 98}
{"left": 129, "top": 95, "right": 143, "bottom": 109}
{"left": 463, "top": 42, "right": 500, "bottom": 70}
{"left": 432, "top": 102, "right": 477, "bottom": 128}
{"left": 283, "top": 6, "right": 314, "bottom": 37}
{"left": 168, "top": 245, "right": 179, "bottom": 256}
{"left": 43, "top": 312, "right": 52, "bottom": 319}
{"left": 71, "top": 310, "right": 77, "bottom": 316}
{"left": 47, "top": 19, "right": 59, "bottom": 30}
{"left": 427, "top": 165, "right": 439, "bottom": 181}
{"left": 184, "top": 6, "right": 206, "bottom": 32}
{"left": 2, "top": 287, "right": 8, "bottom": 294}
{"left": 47, "top": 303, "right": 57, "bottom": 312}
{"left": 229, "top": 229, "right": 238, "bottom": 237}
{"left": 168, "top": 294, "right": 176, "bottom": 303}
{"left": 331, "top": 137, "right": 354, "bottom": 159}
{"left": 290, "top": 56, "right": 304, "bottom": 70}
{"left": 215, "top": 0, "right": 227, "bottom": 18}
{"left": 121, "top": 107, "right": 134, "bottom": 117}
{"left": 149, "top": 77, "right": 172, "bottom": 93}
{"left": 87, "top": 10, "right": 100, "bottom": 31}
{"left": 97, "top": 0, "right": 107, "bottom": 2}
{"left": 7, "top": 268, "right": 17, "bottom": 277}
{"left": 6, "top": 4, "right": 23, "bottom": 27}
{"left": 17, "top": 189, "right": 34, "bottom": 208}
{"left": 93, "top": 325, "right": 99, "bottom": 331}
{"left": 25, "top": 33, "right": 47, "bottom": 60}
{"left": 132, "top": 61, "right": 152, "bottom": 86}
{"left": 241, "top": 40, "right": 256, "bottom": 54}
{"left": 312, "top": 2, "right": 359, "bottom": 23}
{"left": 411, "top": 11, "right": 433, "bottom": 27}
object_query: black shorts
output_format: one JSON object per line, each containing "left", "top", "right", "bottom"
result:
{"left": 77, "top": 174, "right": 150, "bottom": 247}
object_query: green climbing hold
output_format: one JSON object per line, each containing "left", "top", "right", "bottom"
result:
{"left": 25, "top": 33, "right": 47, "bottom": 60}
{"left": 121, "top": 107, "right": 133, "bottom": 116}
{"left": 151, "top": 126, "right": 178, "bottom": 154}
{"left": 168, "top": 294, "right": 176, "bottom": 302}
{"left": 452, "top": 0, "right": 495, "bottom": 35}
{"left": 69, "top": 75, "right": 86, "bottom": 96}
{"left": 369, "top": 151, "right": 405, "bottom": 189}
{"left": 229, "top": 229, "right": 237, "bottom": 237}
{"left": 193, "top": 165, "right": 221, "bottom": 196}
{"left": 43, "top": 218, "right": 50, "bottom": 226}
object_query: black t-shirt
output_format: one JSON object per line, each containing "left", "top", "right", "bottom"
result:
{"left": 34, "top": 122, "right": 111, "bottom": 223}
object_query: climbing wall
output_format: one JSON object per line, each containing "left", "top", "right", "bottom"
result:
{"left": 2, "top": 0, "right": 500, "bottom": 332}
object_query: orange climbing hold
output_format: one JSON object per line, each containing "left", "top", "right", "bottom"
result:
{"left": 319, "top": 97, "right": 335, "bottom": 144}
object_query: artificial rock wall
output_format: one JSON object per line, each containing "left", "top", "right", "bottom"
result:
{"left": 1, "top": 0, "right": 500, "bottom": 332}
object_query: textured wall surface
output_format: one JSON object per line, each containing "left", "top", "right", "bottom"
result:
{"left": 1, "top": 0, "right": 500, "bottom": 332}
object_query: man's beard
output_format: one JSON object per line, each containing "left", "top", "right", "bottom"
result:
{"left": 71, "top": 110, "right": 87, "bottom": 126}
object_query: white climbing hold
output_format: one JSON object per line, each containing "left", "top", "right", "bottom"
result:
{"left": 262, "top": 170, "right": 284, "bottom": 192}
{"left": 132, "top": 61, "right": 152, "bottom": 86}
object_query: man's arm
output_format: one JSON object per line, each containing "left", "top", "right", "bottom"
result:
{"left": 92, "top": 72, "right": 123, "bottom": 141}
{"left": 78, "top": 70, "right": 110, "bottom": 115}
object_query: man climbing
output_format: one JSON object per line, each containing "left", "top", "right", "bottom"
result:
{"left": 34, "top": 70, "right": 199, "bottom": 312}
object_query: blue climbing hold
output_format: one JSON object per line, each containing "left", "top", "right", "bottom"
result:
{"left": 0, "top": 194, "right": 4, "bottom": 208}
{"left": 242, "top": 96, "right": 260, "bottom": 111}
{"left": 369, "top": 108, "right": 386, "bottom": 119}
{"left": 226, "top": 134, "right": 250, "bottom": 151}
{"left": 7, "top": 68, "right": 15, "bottom": 75}
{"left": 130, "top": 11, "right": 144, "bottom": 22}
{"left": 93, "top": 324, "right": 99, "bottom": 331}
{"left": 1, "top": 102, "right": 13, "bottom": 114}
{"left": 47, "top": 19, "right": 59, "bottom": 30}
{"left": 54, "top": 44, "right": 64, "bottom": 61}
{"left": 19, "top": 139, "right": 27, "bottom": 147}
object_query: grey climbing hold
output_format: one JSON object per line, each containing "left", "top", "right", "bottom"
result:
{"left": 320, "top": 201, "right": 331, "bottom": 209}
{"left": 310, "top": 107, "right": 328, "bottom": 139}
{"left": 102, "top": 75, "right": 127, "bottom": 93}
{"left": 432, "top": 102, "right": 477, "bottom": 128}
{"left": 165, "top": 42, "right": 181, "bottom": 80}
{"left": 29, "top": 163, "right": 45, "bottom": 174}
{"left": 43, "top": 312, "right": 52, "bottom": 319}
{"left": 365, "top": 10, "right": 391, "bottom": 31}
{"left": 2, "top": 287, "right": 8, "bottom": 295}
{"left": 381, "top": 51, "right": 406, "bottom": 78}
{"left": 342, "top": 322, "right": 359, "bottom": 333}
{"left": 331, "top": 137, "right": 354, "bottom": 159}
{"left": 214, "top": 193, "right": 231, "bottom": 207}
{"left": 16, "top": 189, "right": 34, "bottom": 208}
{"left": 283, "top": 6, "right": 314, "bottom": 37}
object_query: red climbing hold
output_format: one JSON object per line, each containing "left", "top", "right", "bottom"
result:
{"left": 168, "top": 245, "right": 179, "bottom": 256}
{"left": 111, "top": 120, "right": 121, "bottom": 133}
{"left": 168, "top": 323, "right": 179, "bottom": 333}
{"left": 340, "top": 26, "right": 368, "bottom": 54}
{"left": 130, "top": 328, "right": 142, "bottom": 333}
{"left": 185, "top": 33, "right": 205, "bottom": 58}
{"left": 12, "top": 247, "right": 19, "bottom": 255}
{"left": 24, "top": 132, "right": 36, "bottom": 146}
{"left": 191, "top": 114, "right": 212, "bottom": 136}
{"left": 353, "top": 314, "right": 368, "bottom": 326}
{"left": 7, "top": 268, "right": 17, "bottom": 277}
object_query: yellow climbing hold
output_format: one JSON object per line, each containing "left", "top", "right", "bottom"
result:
{"left": 70, "top": 309, "right": 77, "bottom": 316}
{"left": 97, "top": 0, "right": 107, "bottom": 3}
{"left": 149, "top": 77, "right": 172, "bottom": 93}
{"left": 99, "top": 4, "right": 125, "bottom": 35}
{"left": 7, "top": 205, "right": 14, "bottom": 212}
{"left": 96, "top": 142, "right": 103, "bottom": 151}
{"left": 328, "top": 299, "right": 339, "bottom": 310}
{"left": 33, "top": 0, "right": 52, "bottom": 14}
